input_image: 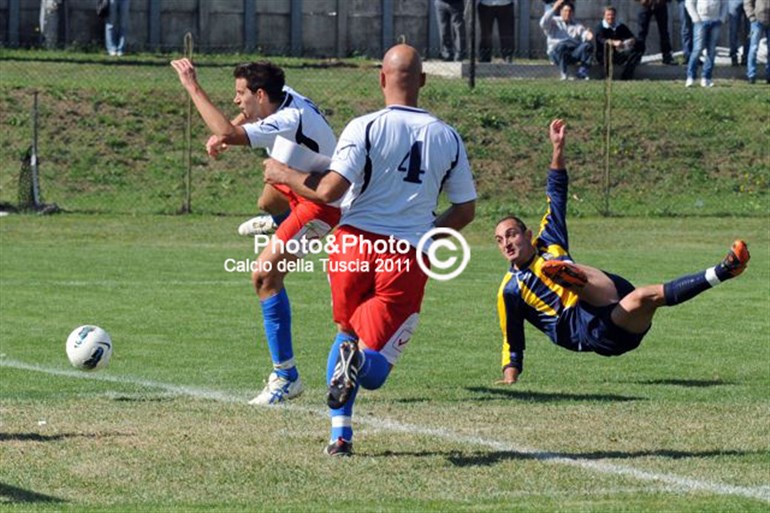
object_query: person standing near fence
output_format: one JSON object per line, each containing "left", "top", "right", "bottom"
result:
{"left": 170, "top": 58, "right": 340, "bottom": 405}
{"left": 676, "top": 0, "right": 695, "bottom": 64}
{"left": 494, "top": 119, "right": 750, "bottom": 385}
{"left": 435, "top": 0, "right": 467, "bottom": 61}
{"left": 477, "top": 0, "right": 515, "bottom": 62}
{"left": 729, "top": 0, "right": 750, "bottom": 65}
{"left": 635, "top": 0, "right": 676, "bottom": 64}
{"left": 104, "top": 0, "right": 130, "bottom": 56}
{"left": 744, "top": 0, "right": 770, "bottom": 83}
{"left": 685, "top": 0, "right": 729, "bottom": 87}
{"left": 263, "top": 44, "right": 477, "bottom": 456}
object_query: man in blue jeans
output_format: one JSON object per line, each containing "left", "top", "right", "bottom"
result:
{"left": 676, "top": 0, "right": 694, "bottom": 64}
{"left": 745, "top": 0, "right": 770, "bottom": 83}
{"left": 685, "top": 0, "right": 728, "bottom": 87}
{"left": 540, "top": 0, "right": 594, "bottom": 80}
{"left": 729, "top": 0, "right": 750, "bottom": 65}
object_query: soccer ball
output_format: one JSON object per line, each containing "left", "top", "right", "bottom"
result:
{"left": 66, "top": 325, "right": 113, "bottom": 371}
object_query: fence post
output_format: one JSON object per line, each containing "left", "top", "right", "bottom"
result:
{"left": 469, "top": 0, "right": 476, "bottom": 89}
{"left": 291, "top": 0, "right": 303, "bottom": 57}
{"left": 182, "top": 33, "right": 194, "bottom": 214}
{"left": 602, "top": 42, "right": 613, "bottom": 217}
{"left": 382, "top": 0, "right": 394, "bottom": 54}
{"left": 149, "top": 0, "right": 161, "bottom": 50}
{"left": 244, "top": 0, "right": 256, "bottom": 52}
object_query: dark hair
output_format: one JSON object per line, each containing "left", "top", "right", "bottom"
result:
{"left": 559, "top": 1, "right": 575, "bottom": 15}
{"left": 233, "top": 61, "right": 285, "bottom": 103}
{"left": 495, "top": 215, "right": 528, "bottom": 233}
{"left": 604, "top": 6, "right": 617, "bottom": 14}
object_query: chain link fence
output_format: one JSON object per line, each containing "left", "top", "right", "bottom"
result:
{"left": 0, "top": 47, "right": 767, "bottom": 218}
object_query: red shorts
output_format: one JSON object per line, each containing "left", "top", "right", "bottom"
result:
{"left": 273, "top": 184, "right": 340, "bottom": 244}
{"left": 328, "top": 226, "right": 429, "bottom": 364}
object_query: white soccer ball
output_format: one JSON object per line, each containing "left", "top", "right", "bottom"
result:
{"left": 66, "top": 325, "right": 113, "bottom": 371}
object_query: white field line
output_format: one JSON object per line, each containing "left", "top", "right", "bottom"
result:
{"left": 3, "top": 358, "right": 769, "bottom": 503}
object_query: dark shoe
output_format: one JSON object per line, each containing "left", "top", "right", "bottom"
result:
{"left": 662, "top": 55, "right": 675, "bottom": 65}
{"left": 327, "top": 340, "right": 362, "bottom": 409}
{"left": 576, "top": 66, "right": 589, "bottom": 80}
{"left": 541, "top": 260, "right": 588, "bottom": 289}
{"left": 324, "top": 437, "right": 353, "bottom": 457}
{"left": 731, "top": 55, "right": 739, "bottom": 66}
{"left": 721, "top": 240, "right": 750, "bottom": 278}
{"left": 748, "top": 77, "right": 756, "bottom": 84}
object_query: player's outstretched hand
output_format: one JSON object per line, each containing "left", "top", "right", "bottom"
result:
{"left": 549, "top": 118, "right": 566, "bottom": 148}
{"left": 206, "top": 135, "right": 228, "bottom": 158}
{"left": 170, "top": 58, "right": 198, "bottom": 90}
{"left": 263, "top": 158, "right": 289, "bottom": 185}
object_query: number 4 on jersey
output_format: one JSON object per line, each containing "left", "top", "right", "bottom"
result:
{"left": 398, "top": 141, "right": 425, "bottom": 184}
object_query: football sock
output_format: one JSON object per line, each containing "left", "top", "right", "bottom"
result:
{"left": 327, "top": 332, "right": 359, "bottom": 442}
{"left": 271, "top": 210, "right": 290, "bottom": 228}
{"left": 663, "top": 267, "right": 723, "bottom": 306}
{"left": 261, "top": 289, "right": 298, "bottom": 382}
{"left": 359, "top": 349, "right": 390, "bottom": 390}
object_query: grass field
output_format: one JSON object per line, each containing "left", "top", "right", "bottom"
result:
{"left": 1, "top": 214, "right": 768, "bottom": 511}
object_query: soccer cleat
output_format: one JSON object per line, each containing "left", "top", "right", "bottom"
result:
{"left": 721, "top": 240, "right": 750, "bottom": 278}
{"left": 248, "top": 372, "right": 304, "bottom": 405}
{"left": 324, "top": 437, "right": 353, "bottom": 457}
{"left": 327, "top": 340, "right": 363, "bottom": 409}
{"left": 541, "top": 260, "right": 588, "bottom": 290}
{"left": 238, "top": 215, "right": 277, "bottom": 236}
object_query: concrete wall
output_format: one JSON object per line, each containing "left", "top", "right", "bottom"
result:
{"left": 0, "top": 0, "right": 737, "bottom": 59}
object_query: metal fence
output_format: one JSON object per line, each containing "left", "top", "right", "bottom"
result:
{"left": 0, "top": 48, "right": 768, "bottom": 219}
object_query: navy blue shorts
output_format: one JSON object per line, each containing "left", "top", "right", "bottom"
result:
{"left": 574, "top": 272, "right": 649, "bottom": 357}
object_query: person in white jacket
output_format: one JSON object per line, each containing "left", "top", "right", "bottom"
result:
{"left": 685, "top": 0, "right": 729, "bottom": 86}
{"left": 540, "top": 0, "right": 594, "bottom": 80}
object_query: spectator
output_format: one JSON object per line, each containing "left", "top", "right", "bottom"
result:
{"left": 729, "top": 0, "right": 750, "bottom": 65}
{"left": 540, "top": 0, "right": 594, "bottom": 80}
{"left": 635, "top": 0, "right": 676, "bottom": 64}
{"left": 477, "top": 0, "right": 515, "bottom": 62}
{"left": 595, "top": 6, "right": 646, "bottom": 80}
{"left": 744, "top": 0, "right": 770, "bottom": 84}
{"left": 685, "top": 0, "right": 729, "bottom": 87}
{"left": 676, "top": 0, "right": 695, "bottom": 63}
{"left": 104, "top": 0, "right": 130, "bottom": 56}
{"left": 436, "top": 0, "right": 467, "bottom": 61}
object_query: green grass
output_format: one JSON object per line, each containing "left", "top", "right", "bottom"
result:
{"left": 1, "top": 214, "right": 768, "bottom": 511}
{"left": 0, "top": 51, "right": 768, "bottom": 217}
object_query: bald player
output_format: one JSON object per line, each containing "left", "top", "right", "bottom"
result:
{"left": 264, "top": 44, "right": 477, "bottom": 456}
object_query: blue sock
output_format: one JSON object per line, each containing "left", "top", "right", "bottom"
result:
{"left": 327, "top": 332, "right": 358, "bottom": 442}
{"left": 271, "top": 210, "right": 290, "bottom": 227}
{"left": 261, "top": 289, "right": 298, "bottom": 381}
{"left": 663, "top": 271, "right": 713, "bottom": 306}
{"left": 359, "top": 349, "right": 390, "bottom": 390}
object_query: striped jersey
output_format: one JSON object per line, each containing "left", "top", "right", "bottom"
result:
{"left": 243, "top": 86, "right": 336, "bottom": 157}
{"left": 329, "top": 105, "right": 477, "bottom": 249}
{"left": 497, "top": 170, "right": 582, "bottom": 370}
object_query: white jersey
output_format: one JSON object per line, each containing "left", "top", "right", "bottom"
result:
{"left": 329, "top": 105, "right": 476, "bottom": 249}
{"left": 242, "top": 86, "right": 336, "bottom": 157}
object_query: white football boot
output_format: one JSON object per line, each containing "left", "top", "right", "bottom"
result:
{"left": 238, "top": 215, "right": 277, "bottom": 236}
{"left": 249, "top": 372, "right": 304, "bottom": 405}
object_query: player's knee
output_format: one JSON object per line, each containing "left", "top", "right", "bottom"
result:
{"left": 252, "top": 268, "right": 281, "bottom": 293}
{"left": 631, "top": 286, "right": 665, "bottom": 309}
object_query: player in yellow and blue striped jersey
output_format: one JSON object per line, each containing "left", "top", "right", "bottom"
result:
{"left": 494, "top": 119, "right": 750, "bottom": 384}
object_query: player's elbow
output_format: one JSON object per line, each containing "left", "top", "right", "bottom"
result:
{"left": 454, "top": 200, "right": 476, "bottom": 229}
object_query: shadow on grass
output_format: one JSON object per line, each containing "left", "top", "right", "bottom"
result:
{"left": 0, "top": 482, "right": 65, "bottom": 503}
{"left": 447, "top": 449, "right": 755, "bottom": 467}
{"left": 465, "top": 386, "right": 645, "bottom": 402}
{"left": 633, "top": 378, "right": 732, "bottom": 388}
{"left": 0, "top": 432, "right": 132, "bottom": 442}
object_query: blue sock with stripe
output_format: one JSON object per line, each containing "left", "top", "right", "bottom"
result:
{"left": 359, "top": 349, "right": 390, "bottom": 390}
{"left": 327, "top": 332, "right": 359, "bottom": 442}
{"left": 663, "top": 268, "right": 722, "bottom": 307}
{"left": 261, "top": 289, "right": 298, "bottom": 381}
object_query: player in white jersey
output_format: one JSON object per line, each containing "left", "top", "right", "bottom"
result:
{"left": 171, "top": 59, "right": 340, "bottom": 405}
{"left": 263, "top": 44, "right": 477, "bottom": 456}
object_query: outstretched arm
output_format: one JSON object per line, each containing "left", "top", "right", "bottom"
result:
{"left": 550, "top": 118, "right": 566, "bottom": 170}
{"left": 170, "top": 58, "right": 248, "bottom": 146}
